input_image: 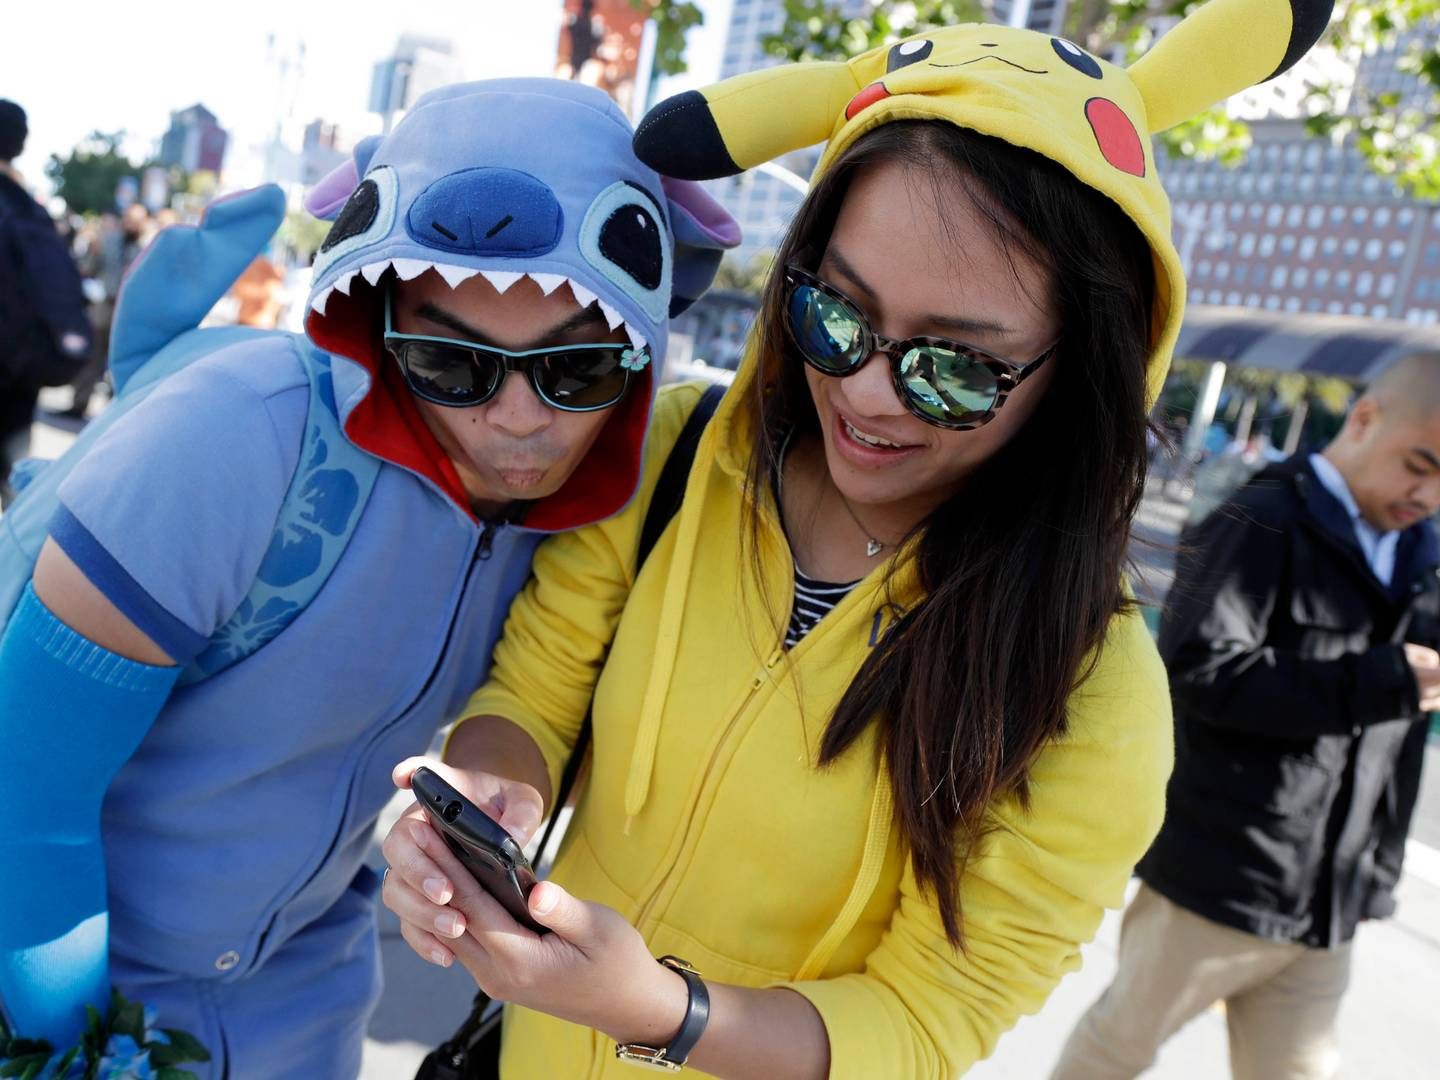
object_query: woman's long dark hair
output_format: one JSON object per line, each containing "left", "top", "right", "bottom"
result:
{"left": 743, "top": 121, "right": 1157, "bottom": 948}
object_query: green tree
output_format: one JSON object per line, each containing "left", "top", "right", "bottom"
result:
{"left": 280, "top": 208, "right": 333, "bottom": 264}
{"left": 44, "top": 131, "right": 148, "bottom": 216}
{"left": 762, "top": 0, "right": 984, "bottom": 62}
{"left": 632, "top": 0, "right": 705, "bottom": 76}
{"left": 744, "top": 0, "right": 1440, "bottom": 198}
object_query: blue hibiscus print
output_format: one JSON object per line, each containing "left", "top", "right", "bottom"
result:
{"left": 299, "top": 468, "right": 360, "bottom": 537}
{"left": 254, "top": 435, "right": 360, "bottom": 588}
{"left": 193, "top": 595, "right": 301, "bottom": 675}
{"left": 97, "top": 1034, "right": 153, "bottom": 1079}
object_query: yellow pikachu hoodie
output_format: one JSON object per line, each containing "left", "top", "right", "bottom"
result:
{"left": 457, "top": 1, "right": 1333, "bottom": 1075}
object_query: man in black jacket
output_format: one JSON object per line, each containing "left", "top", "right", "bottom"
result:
{"left": 1053, "top": 352, "right": 1440, "bottom": 1080}
{"left": 0, "top": 99, "right": 91, "bottom": 504}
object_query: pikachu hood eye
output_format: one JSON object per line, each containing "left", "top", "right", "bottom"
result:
{"left": 887, "top": 38, "right": 934, "bottom": 72}
{"left": 1052, "top": 38, "right": 1103, "bottom": 79}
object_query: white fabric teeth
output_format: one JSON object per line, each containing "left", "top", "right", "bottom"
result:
{"left": 597, "top": 300, "right": 625, "bottom": 330}
{"left": 528, "top": 272, "right": 566, "bottom": 296}
{"left": 360, "top": 260, "right": 391, "bottom": 286}
{"left": 435, "top": 264, "right": 479, "bottom": 289}
{"left": 480, "top": 269, "right": 524, "bottom": 294}
{"left": 309, "top": 262, "right": 652, "bottom": 351}
{"left": 391, "top": 258, "right": 431, "bottom": 281}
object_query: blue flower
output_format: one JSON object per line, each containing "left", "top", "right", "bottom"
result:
{"left": 140, "top": 1009, "right": 169, "bottom": 1048}
{"left": 97, "top": 1033, "right": 154, "bottom": 1079}
{"left": 619, "top": 346, "right": 650, "bottom": 372}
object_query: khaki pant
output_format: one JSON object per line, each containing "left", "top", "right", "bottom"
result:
{"left": 1050, "top": 884, "right": 1352, "bottom": 1080}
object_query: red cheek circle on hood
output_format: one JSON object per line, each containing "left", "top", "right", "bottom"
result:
{"left": 1085, "top": 97, "right": 1145, "bottom": 178}
{"left": 846, "top": 81, "right": 892, "bottom": 121}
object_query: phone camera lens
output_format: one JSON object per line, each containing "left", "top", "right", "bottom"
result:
{"left": 442, "top": 800, "right": 463, "bottom": 823}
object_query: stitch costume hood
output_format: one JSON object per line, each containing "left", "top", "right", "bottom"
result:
{"left": 634, "top": 0, "right": 1333, "bottom": 409}
{"left": 304, "top": 78, "right": 738, "bottom": 529}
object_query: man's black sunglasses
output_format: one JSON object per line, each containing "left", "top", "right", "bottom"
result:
{"left": 382, "top": 291, "right": 648, "bottom": 411}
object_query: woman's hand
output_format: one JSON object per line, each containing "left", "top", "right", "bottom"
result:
{"left": 381, "top": 757, "right": 545, "bottom": 968}
{"left": 447, "top": 877, "right": 687, "bottom": 1046}
{"left": 381, "top": 758, "right": 687, "bottom": 1045}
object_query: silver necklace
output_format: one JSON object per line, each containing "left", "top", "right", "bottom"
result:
{"left": 833, "top": 487, "right": 890, "bottom": 558}
{"left": 777, "top": 430, "right": 893, "bottom": 559}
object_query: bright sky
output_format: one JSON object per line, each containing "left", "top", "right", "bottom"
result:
{"left": 2, "top": 0, "right": 732, "bottom": 198}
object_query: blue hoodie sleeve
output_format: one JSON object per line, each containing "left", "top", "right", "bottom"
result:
{"left": 0, "top": 584, "right": 180, "bottom": 1047}
{"left": 51, "top": 342, "right": 308, "bottom": 665}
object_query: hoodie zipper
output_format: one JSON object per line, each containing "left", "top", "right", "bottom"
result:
{"left": 631, "top": 643, "right": 786, "bottom": 934}
{"left": 252, "top": 516, "right": 506, "bottom": 968}
{"left": 358, "top": 518, "right": 504, "bottom": 738}
{"left": 476, "top": 519, "right": 499, "bottom": 561}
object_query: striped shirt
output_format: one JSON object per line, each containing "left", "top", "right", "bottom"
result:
{"left": 785, "top": 567, "right": 859, "bottom": 648}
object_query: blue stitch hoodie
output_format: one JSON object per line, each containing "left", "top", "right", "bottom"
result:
{"left": 28, "top": 78, "right": 737, "bottom": 1047}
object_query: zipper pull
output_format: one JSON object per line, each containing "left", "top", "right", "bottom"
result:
{"left": 477, "top": 521, "right": 499, "bottom": 561}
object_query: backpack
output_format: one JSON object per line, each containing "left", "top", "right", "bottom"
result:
{"left": 0, "top": 180, "right": 94, "bottom": 388}
{"left": 0, "top": 185, "right": 380, "bottom": 683}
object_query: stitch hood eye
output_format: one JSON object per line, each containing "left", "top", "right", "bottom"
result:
{"left": 887, "top": 39, "right": 934, "bottom": 72}
{"left": 321, "top": 180, "right": 379, "bottom": 252}
{"left": 601, "top": 198, "right": 664, "bottom": 290}
{"left": 580, "top": 180, "right": 673, "bottom": 323}
{"left": 1052, "top": 38, "right": 1103, "bottom": 79}
{"left": 312, "top": 166, "right": 398, "bottom": 280}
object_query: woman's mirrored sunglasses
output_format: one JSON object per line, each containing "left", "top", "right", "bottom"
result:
{"left": 382, "top": 290, "right": 646, "bottom": 411}
{"left": 783, "top": 266, "right": 1058, "bottom": 431}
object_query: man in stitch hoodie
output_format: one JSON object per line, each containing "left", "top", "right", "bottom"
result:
{"left": 0, "top": 78, "right": 736, "bottom": 1078}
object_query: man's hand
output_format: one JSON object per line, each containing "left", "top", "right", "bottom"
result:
{"left": 381, "top": 757, "right": 544, "bottom": 967}
{"left": 1403, "top": 644, "right": 1440, "bottom": 712}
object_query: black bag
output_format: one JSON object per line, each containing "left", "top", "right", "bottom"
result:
{"left": 0, "top": 199, "right": 91, "bottom": 389}
{"left": 414, "top": 383, "right": 725, "bottom": 1080}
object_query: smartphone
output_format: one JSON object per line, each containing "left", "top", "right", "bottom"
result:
{"left": 410, "top": 766, "right": 546, "bottom": 934}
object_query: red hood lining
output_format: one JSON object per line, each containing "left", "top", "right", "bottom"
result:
{"left": 305, "top": 285, "right": 652, "bottom": 532}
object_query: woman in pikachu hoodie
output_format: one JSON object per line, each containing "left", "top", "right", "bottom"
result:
{"left": 382, "top": 1, "right": 1335, "bottom": 1075}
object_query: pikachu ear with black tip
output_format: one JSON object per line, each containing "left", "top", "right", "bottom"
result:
{"left": 635, "top": 61, "right": 859, "bottom": 180}
{"left": 1129, "top": 0, "right": 1334, "bottom": 133}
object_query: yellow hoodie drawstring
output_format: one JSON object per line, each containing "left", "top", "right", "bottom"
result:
{"left": 623, "top": 450, "right": 712, "bottom": 831}
{"left": 794, "top": 775, "right": 894, "bottom": 981}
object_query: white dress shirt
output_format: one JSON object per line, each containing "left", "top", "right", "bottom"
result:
{"left": 1309, "top": 453, "right": 1400, "bottom": 586}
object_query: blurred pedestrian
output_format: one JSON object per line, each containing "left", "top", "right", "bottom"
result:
{"left": 228, "top": 254, "right": 285, "bottom": 327}
{"left": 64, "top": 204, "right": 152, "bottom": 418}
{"left": 1054, "top": 351, "right": 1440, "bottom": 1080}
{"left": 0, "top": 99, "right": 91, "bottom": 503}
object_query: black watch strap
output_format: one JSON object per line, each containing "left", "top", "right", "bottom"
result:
{"left": 614, "top": 955, "right": 710, "bottom": 1071}
{"left": 657, "top": 955, "right": 709, "bottom": 1066}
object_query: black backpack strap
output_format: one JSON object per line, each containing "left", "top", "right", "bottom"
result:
{"left": 415, "top": 383, "right": 726, "bottom": 1080}
{"left": 538, "top": 381, "right": 724, "bottom": 855}
{"left": 636, "top": 382, "right": 726, "bottom": 566}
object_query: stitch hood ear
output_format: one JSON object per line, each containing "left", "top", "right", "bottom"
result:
{"left": 662, "top": 177, "right": 741, "bottom": 316}
{"left": 1130, "top": 0, "right": 1334, "bottom": 132}
{"left": 303, "top": 136, "right": 384, "bottom": 221}
{"left": 634, "top": 61, "right": 858, "bottom": 180}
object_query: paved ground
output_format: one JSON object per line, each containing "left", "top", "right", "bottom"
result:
{"left": 11, "top": 405, "right": 1439, "bottom": 1078}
